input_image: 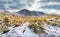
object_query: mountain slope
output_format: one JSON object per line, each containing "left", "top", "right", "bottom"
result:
{"left": 16, "top": 9, "right": 45, "bottom": 16}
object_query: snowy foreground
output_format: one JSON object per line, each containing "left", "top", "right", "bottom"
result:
{"left": 1, "top": 22, "right": 60, "bottom": 37}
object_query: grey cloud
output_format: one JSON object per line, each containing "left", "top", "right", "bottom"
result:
{"left": 40, "top": 5, "right": 60, "bottom": 10}
{"left": 0, "top": 0, "right": 60, "bottom": 11}
{"left": 13, "top": 0, "right": 34, "bottom": 7}
{"left": 8, "top": 0, "right": 34, "bottom": 9}
{"left": 9, "top": 3, "right": 20, "bottom": 9}
{"left": 39, "top": 0, "right": 60, "bottom": 3}
{"left": 0, "top": 0, "right": 6, "bottom": 4}
{"left": 0, "top": 0, "right": 35, "bottom": 10}
{"left": 0, "top": 4, "right": 5, "bottom": 10}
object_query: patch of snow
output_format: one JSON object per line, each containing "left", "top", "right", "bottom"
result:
{"left": 44, "top": 24, "right": 60, "bottom": 36}
{"left": 1, "top": 22, "right": 60, "bottom": 37}
{"left": 1, "top": 22, "right": 39, "bottom": 37}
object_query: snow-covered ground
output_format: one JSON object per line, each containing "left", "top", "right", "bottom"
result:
{"left": 1, "top": 22, "right": 39, "bottom": 37}
{"left": 0, "top": 22, "right": 60, "bottom": 37}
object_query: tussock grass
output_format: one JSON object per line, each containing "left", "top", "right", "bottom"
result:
{"left": 0, "top": 12, "right": 60, "bottom": 34}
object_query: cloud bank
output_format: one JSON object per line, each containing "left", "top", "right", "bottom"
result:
{"left": 0, "top": 0, "right": 60, "bottom": 14}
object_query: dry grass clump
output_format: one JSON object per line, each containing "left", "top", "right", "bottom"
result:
{"left": 0, "top": 25, "right": 8, "bottom": 34}
{"left": 28, "top": 19, "right": 45, "bottom": 34}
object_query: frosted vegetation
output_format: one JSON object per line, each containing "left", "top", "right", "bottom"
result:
{"left": 0, "top": 12, "right": 60, "bottom": 37}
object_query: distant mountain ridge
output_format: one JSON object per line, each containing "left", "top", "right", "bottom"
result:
{"left": 16, "top": 9, "right": 45, "bottom": 16}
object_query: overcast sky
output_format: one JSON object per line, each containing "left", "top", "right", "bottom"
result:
{"left": 0, "top": 0, "right": 60, "bottom": 14}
